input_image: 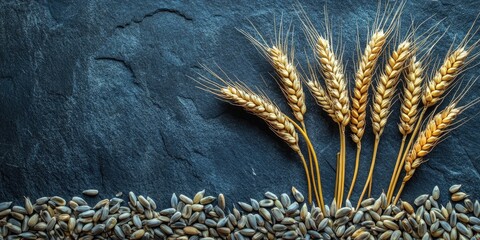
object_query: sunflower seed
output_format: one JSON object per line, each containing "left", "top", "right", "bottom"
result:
{"left": 264, "top": 192, "right": 278, "bottom": 200}
{"left": 414, "top": 194, "right": 429, "bottom": 206}
{"left": 449, "top": 184, "right": 462, "bottom": 193}
{"left": 82, "top": 189, "right": 99, "bottom": 197}
{"left": 238, "top": 202, "right": 253, "bottom": 212}
{"left": 291, "top": 187, "right": 305, "bottom": 203}
{"left": 200, "top": 196, "right": 215, "bottom": 205}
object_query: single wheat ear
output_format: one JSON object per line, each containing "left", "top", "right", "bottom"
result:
{"left": 238, "top": 27, "right": 306, "bottom": 124}
{"left": 220, "top": 85, "right": 300, "bottom": 151}
{"left": 422, "top": 48, "right": 469, "bottom": 107}
{"left": 267, "top": 46, "right": 306, "bottom": 123}
{"left": 357, "top": 40, "right": 411, "bottom": 207}
{"left": 314, "top": 36, "right": 349, "bottom": 207}
{"left": 399, "top": 56, "right": 424, "bottom": 135}
{"left": 393, "top": 101, "right": 469, "bottom": 204}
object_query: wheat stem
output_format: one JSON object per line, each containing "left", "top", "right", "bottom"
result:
{"left": 357, "top": 134, "right": 380, "bottom": 208}
{"left": 334, "top": 152, "right": 340, "bottom": 208}
{"left": 301, "top": 122, "right": 318, "bottom": 205}
{"left": 347, "top": 142, "right": 361, "bottom": 200}
{"left": 393, "top": 182, "right": 405, "bottom": 205}
{"left": 338, "top": 125, "right": 346, "bottom": 207}
{"left": 296, "top": 150, "right": 312, "bottom": 205}
{"left": 287, "top": 117, "right": 325, "bottom": 212}
{"left": 386, "top": 135, "right": 407, "bottom": 203}
{"left": 364, "top": 41, "right": 410, "bottom": 202}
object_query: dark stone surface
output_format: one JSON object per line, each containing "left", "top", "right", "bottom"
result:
{"left": 0, "top": 0, "right": 479, "bottom": 207}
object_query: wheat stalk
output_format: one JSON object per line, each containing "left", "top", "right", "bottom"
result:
{"left": 239, "top": 25, "right": 329, "bottom": 206}
{"left": 314, "top": 36, "right": 351, "bottom": 206}
{"left": 423, "top": 48, "right": 469, "bottom": 108}
{"left": 393, "top": 102, "right": 464, "bottom": 204}
{"left": 347, "top": 30, "right": 386, "bottom": 200}
{"left": 357, "top": 40, "right": 411, "bottom": 207}
{"left": 385, "top": 55, "right": 424, "bottom": 203}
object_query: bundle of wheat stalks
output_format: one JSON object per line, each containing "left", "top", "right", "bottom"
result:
{"left": 197, "top": 2, "right": 479, "bottom": 212}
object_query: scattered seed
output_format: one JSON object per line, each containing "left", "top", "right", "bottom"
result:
{"left": 449, "top": 184, "right": 462, "bottom": 193}
{"left": 82, "top": 189, "right": 99, "bottom": 196}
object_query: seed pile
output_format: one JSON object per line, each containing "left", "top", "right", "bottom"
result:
{"left": 0, "top": 186, "right": 478, "bottom": 239}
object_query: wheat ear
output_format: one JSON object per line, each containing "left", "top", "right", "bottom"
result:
{"left": 423, "top": 48, "right": 469, "bottom": 107}
{"left": 347, "top": 30, "right": 386, "bottom": 200}
{"left": 267, "top": 46, "right": 307, "bottom": 122}
{"left": 220, "top": 86, "right": 300, "bottom": 151}
{"left": 399, "top": 56, "right": 424, "bottom": 135}
{"left": 393, "top": 102, "right": 463, "bottom": 204}
{"left": 357, "top": 40, "right": 411, "bottom": 207}
{"left": 386, "top": 55, "right": 424, "bottom": 203}
{"left": 238, "top": 28, "right": 307, "bottom": 124}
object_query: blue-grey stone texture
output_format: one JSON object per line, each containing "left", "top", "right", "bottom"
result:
{"left": 0, "top": 0, "right": 479, "bottom": 206}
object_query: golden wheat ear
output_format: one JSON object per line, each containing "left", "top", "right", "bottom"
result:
{"left": 237, "top": 20, "right": 307, "bottom": 124}
{"left": 422, "top": 18, "right": 480, "bottom": 108}
{"left": 195, "top": 65, "right": 299, "bottom": 151}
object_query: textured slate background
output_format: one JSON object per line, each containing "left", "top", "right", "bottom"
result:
{"left": 0, "top": 0, "right": 479, "bottom": 207}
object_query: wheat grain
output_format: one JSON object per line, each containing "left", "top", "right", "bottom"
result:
{"left": 372, "top": 41, "right": 411, "bottom": 136}
{"left": 267, "top": 46, "right": 307, "bottom": 122}
{"left": 351, "top": 30, "right": 386, "bottom": 143}
{"left": 422, "top": 48, "right": 469, "bottom": 107}
{"left": 315, "top": 37, "right": 350, "bottom": 126}
{"left": 399, "top": 56, "right": 424, "bottom": 135}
